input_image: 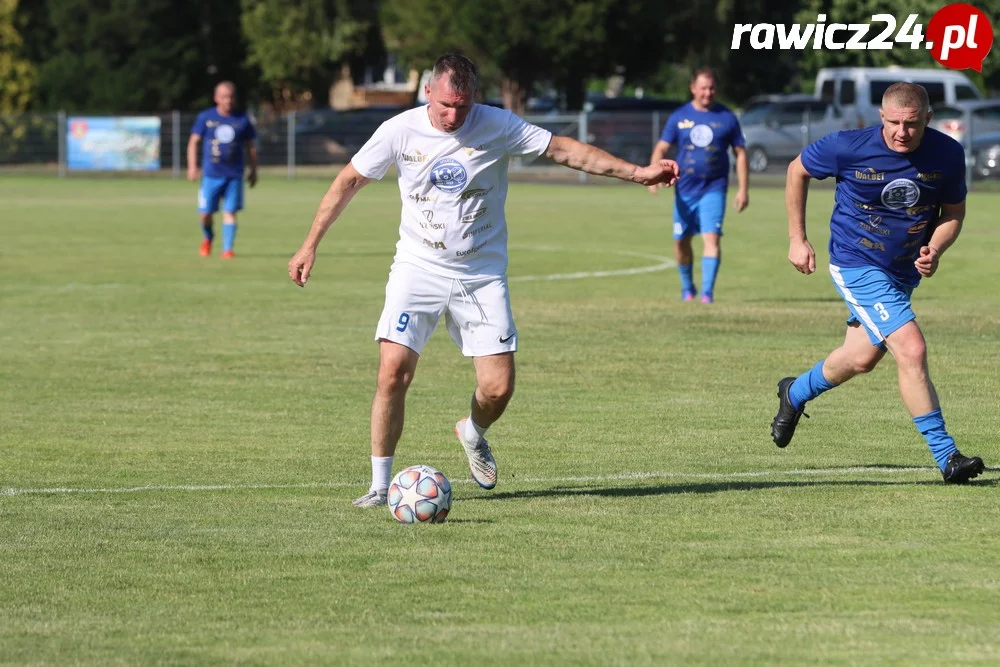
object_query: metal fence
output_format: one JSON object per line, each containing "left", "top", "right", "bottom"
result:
{"left": 0, "top": 109, "right": 989, "bottom": 186}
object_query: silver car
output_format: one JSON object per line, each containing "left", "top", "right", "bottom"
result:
{"left": 930, "top": 100, "right": 1000, "bottom": 147}
{"left": 740, "top": 94, "right": 858, "bottom": 172}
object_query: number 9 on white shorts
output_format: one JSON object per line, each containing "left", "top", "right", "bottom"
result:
{"left": 374, "top": 263, "right": 518, "bottom": 357}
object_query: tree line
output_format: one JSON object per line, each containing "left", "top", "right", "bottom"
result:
{"left": 2, "top": 0, "right": 998, "bottom": 117}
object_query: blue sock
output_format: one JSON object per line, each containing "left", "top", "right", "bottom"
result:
{"left": 788, "top": 360, "right": 836, "bottom": 410}
{"left": 201, "top": 223, "right": 214, "bottom": 242}
{"left": 678, "top": 263, "right": 695, "bottom": 295}
{"left": 222, "top": 222, "right": 237, "bottom": 252}
{"left": 701, "top": 256, "right": 720, "bottom": 296}
{"left": 913, "top": 409, "right": 956, "bottom": 471}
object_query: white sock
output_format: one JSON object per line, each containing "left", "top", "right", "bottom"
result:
{"left": 463, "top": 416, "right": 487, "bottom": 443}
{"left": 371, "top": 456, "right": 393, "bottom": 493}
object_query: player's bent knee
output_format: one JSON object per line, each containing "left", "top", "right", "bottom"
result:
{"left": 376, "top": 365, "right": 414, "bottom": 395}
{"left": 479, "top": 378, "right": 515, "bottom": 405}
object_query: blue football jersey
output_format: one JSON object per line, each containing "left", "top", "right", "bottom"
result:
{"left": 801, "top": 126, "right": 966, "bottom": 286}
{"left": 661, "top": 103, "right": 745, "bottom": 199}
{"left": 191, "top": 108, "right": 256, "bottom": 179}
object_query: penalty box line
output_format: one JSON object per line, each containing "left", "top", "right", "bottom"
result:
{"left": 1, "top": 466, "right": 946, "bottom": 497}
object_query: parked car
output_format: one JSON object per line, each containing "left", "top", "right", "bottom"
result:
{"left": 970, "top": 131, "right": 1000, "bottom": 179}
{"left": 814, "top": 66, "right": 981, "bottom": 126}
{"left": 740, "top": 94, "right": 855, "bottom": 172}
{"left": 292, "top": 105, "right": 411, "bottom": 164}
{"left": 930, "top": 100, "right": 1000, "bottom": 146}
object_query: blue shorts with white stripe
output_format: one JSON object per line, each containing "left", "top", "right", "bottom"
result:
{"left": 829, "top": 264, "right": 916, "bottom": 347}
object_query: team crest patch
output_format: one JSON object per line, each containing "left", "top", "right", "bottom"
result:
{"left": 690, "top": 124, "right": 714, "bottom": 148}
{"left": 880, "top": 178, "right": 920, "bottom": 209}
{"left": 429, "top": 157, "right": 468, "bottom": 193}
{"left": 215, "top": 125, "right": 235, "bottom": 144}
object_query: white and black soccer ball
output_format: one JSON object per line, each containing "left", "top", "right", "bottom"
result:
{"left": 387, "top": 465, "right": 452, "bottom": 524}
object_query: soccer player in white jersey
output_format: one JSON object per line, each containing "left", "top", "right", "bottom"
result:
{"left": 288, "top": 54, "right": 681, "bottom": 507}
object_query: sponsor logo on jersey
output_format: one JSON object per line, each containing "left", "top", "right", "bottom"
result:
{"left": 690, "top": 124, "right": 714, "bottom": 147}
{"left": 429, "top": 157, "right": 468, "bottom": 192}
{"left": 422, "top": 238, "right": 447, "bottom": 250}
{"left": 881, "top": 178, "right": 920, "bottom": 209}
{"left": 907, "top": 221, "right": 930, "bottom": 234}
{"left": 408, "top": 193, "right": 435, "bottom": 203}
{"left": 678, "top": 120, "right": 695, "bottom": 129}
{"left": 402, "top": 149, "right": 429, "bottom": 163}
{"left": 460, "top": 186, "right": 493, "bottom": 200}
{"left": 907, "top": 204, "right": 934, "bottom": 215}
{"left": 460, "top": 208, "right": 488, "bottom": 223}
{"left": 456, "top": 241, "right": 487, "bottom": 257}
{"left": 462, "top": 143, "right": 488, "bottom": 156}
{"left": 918, "top": 171, "right": 945, "bottom": 182}
{"left": 854, "top": 167, "right": 885, "bottom": 181}
{"left": 858, "top": 237, "right": 886, "bottom": 251}
{"left": 462, "top": 223, "right": 493, "bottom": 239}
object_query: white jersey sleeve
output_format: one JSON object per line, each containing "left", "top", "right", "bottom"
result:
{"left": 504, "top": 112, "right": 552, "bottom": 158}
{"left": 351, "top": 120, "right": 397, "bottom": 180}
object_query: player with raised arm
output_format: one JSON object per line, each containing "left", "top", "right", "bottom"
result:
{"left": 771, "top": 82, "right": 985, "bottom": 484}
{"left": 187, "top": 82, "right": 258, "bottom": 258}
{"left": 649, "top": 68, "right": 749, "bottom": 303}
{"left": 288, "top": 54, "right": 680, "bottom": 507}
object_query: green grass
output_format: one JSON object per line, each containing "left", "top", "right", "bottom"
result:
{"left": 1, "top": 175, "right": 999, "bottom": 665}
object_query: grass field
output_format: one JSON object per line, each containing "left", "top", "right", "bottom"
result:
{"left": 2, "top": 174, "right": 999, "bottom": 665}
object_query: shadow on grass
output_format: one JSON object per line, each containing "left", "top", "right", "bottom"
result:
{"left": 461, "top": 473, "right": 998, "bottom": 503}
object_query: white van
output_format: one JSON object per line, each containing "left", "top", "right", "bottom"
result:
{"left": 814, "top": 67, "right": 982, "bottom": 126}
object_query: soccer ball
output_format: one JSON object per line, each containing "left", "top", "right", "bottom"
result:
{"left": 388, "top": 465, "right": 452, "bottom": 524}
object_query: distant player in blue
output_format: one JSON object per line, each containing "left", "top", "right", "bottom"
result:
{"left": 649, "top": 68, "right": 749, "bottom": 303}
{"left": 187, "top": 81, "right": 258, "bottom": 258}
{"left": 771, "top": 82, "right": 984, "bottom": 484}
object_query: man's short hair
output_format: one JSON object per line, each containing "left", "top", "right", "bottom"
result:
{"left": 691, "top": 67, "right": 717, "bottom": 85}
{"left": 431, "top": 53, "right": 478, "bottom": 96}
{"left": 882, "top": 82, "right": 929, "bottom": 114}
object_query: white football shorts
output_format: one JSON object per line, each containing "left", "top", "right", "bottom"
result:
{"left": 374, "top": 262, "right": 518, "bottom": 357}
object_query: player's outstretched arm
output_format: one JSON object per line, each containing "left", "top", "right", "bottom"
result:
{"left": 916, "top": 201, "right": 965, "bottom": 279}
{"left": 288, "top": 162, "right": 372, "bottom": 287}
{"left": 544, "top": 136, "right": 680, "bottom": 187}
{"left": 785, "top": 155, "right": 816, "bottom": 275}
{"left": 647, "top": 140, "right": 672, "bottom": 194}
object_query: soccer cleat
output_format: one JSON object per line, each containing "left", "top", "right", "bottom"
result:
{"left": 770, "top": 376, "right": 809, "bottom": 448}
{"left": 221, "top": 250, "right": 235, "bottom": 259}
{"left": 455, "top": 419, "right": 497, "bottom": 489}
{"left": 701, "top": 293, "right": 714, "bottom": 304}
{"left": 941, "top": 451, "right": 985, "bottom": 484}
{"left": 199, "top": 239, "right": 212, "bottom": 257}
{"left": 682, "top": 288, "right": 698, "bottom": 302}
{"left": 352, "top": 489, "right": 387, "bottom": 508}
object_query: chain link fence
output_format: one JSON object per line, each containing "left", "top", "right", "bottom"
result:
{"left": 1, "top": 108, "right": 990, "bottom": 187}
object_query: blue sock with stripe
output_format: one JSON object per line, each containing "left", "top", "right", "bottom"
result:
{"left": 788, "top": 360, "right": 836, "bottom": 410}
{"left": 678, "top": 263, "right": 695, "bottom": 296}
{"left": 913, "top": 408, "right": 956, "bottom": 471}
{"left": 701, "top": 256, "right": 720, "bottom": 296}
{"left": 222, "top": 223, "right": 237, "bottom": 252}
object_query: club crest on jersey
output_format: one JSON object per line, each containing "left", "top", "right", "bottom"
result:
{"left": 215, "top": 125, "right": 235, "bottom": 144}
{"left": 429, "top": 157, "right": 468, "bottom": 193}
{"left": 880, "top": 178, "right": 920, "bottom": 209}
{"left": 690, "top": 124, "right": 714, "bottom": 148}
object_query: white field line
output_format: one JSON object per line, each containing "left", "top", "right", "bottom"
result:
{"left": 509, "top": 247, "right": 675, "bottom": 282}
{"left": 0, "top": 466, "right": 947, "bottom": 497}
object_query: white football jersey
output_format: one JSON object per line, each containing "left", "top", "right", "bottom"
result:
{"left": 351, "top": 104, "right": 553, "bottom": 279}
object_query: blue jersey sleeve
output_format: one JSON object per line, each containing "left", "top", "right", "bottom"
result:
{"left": 800, "top": 131, "right": 840, "bottom": 180}
{"left": 191, "top": 112, "right": 207, "bottom": 137}
{"left": 942, "top": 144, "right": 967, "bottom": 204}
{"left": 661, "top": 111, "right": 680, "bottom": 143}
{"left": 728, "top": 112, "right": 745, "bottom": 149}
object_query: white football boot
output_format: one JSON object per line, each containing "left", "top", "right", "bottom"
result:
{"left": 455, "top": 419, "right": 498, "bottom": 490}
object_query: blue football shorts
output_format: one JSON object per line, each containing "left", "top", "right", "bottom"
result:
{"left": 829, "top": 264, "right": 916, "bottom": 347}
{"left": 672, "top": 190, "right": 726, "bottom": 240}
{"left": 198, "top": 176, "right": 243, "bottom": 214}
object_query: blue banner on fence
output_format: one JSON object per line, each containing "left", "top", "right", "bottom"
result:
{"left": 67, "top": 117, "right": 161, "bottom": 171}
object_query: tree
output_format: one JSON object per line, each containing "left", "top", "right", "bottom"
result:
{"left": 241, "top": 0, "right": 376, "bottom": 109}
{"left": 0, "top": 0, "right": 34, "bottom": 114}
